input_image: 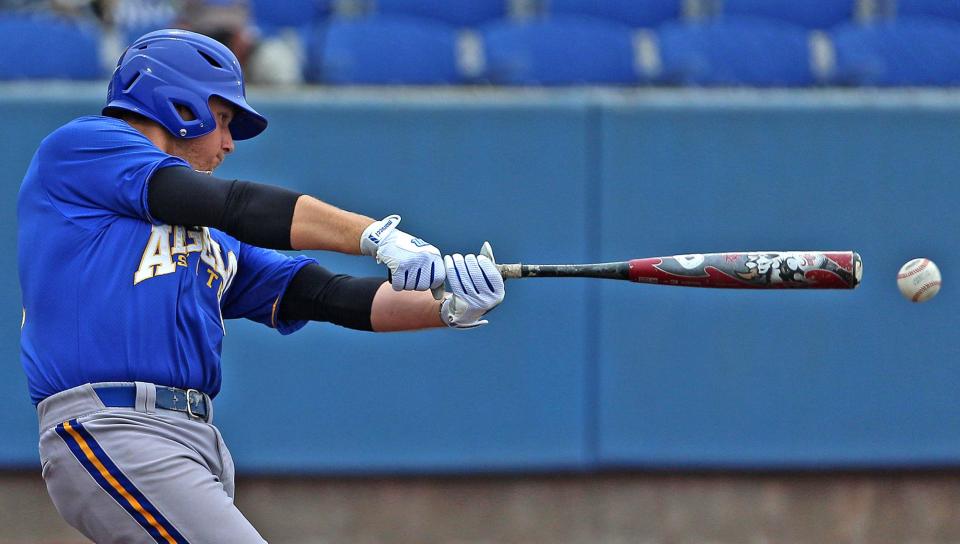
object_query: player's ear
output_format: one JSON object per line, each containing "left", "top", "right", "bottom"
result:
{"left": 175, "top": 104, "right": 197, "bottom": 122}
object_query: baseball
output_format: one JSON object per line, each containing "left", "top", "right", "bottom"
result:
{"left": 897, "top": 258, "right": 941, "bottom": 302}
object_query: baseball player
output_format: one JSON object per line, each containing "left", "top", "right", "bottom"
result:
{"left": 18, "top": 29, "right": 505, "bottom": 543}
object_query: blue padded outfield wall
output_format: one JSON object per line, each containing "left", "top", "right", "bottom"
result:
{"left": 1, "top": 86, "right": 958, "bottom": 473}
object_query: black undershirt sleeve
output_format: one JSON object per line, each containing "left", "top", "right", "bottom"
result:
{"left": 278, "top": 263, "right": 384, "bottom": 331}
{"left": 150, "top": 168, "right": 381, "bottom": 330}
{"left": 148, "top": 166, "right": 301, "bottom": 250}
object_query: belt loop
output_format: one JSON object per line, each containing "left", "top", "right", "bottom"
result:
{"left": 88, "top": 383, "right": 107, "bottom": 409}
{"left": 203, "top": 391, "right": 213, "bottom": 424}
{"left": 134, "top": 382, "right": 156, "bottom": 414}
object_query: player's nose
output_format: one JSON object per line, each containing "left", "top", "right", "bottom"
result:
{"left": 222, "top": 126, "right": 235, "bottom": 155}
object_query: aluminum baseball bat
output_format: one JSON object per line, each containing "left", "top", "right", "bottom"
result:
{"left": 489, "top": 246, "right": 862, "bottom": 289}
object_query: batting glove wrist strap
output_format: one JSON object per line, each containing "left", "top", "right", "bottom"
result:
{"left": 361, "top": 215, "right": 445, "bottom": 292}
{"left": 360, "top": 215, "right": 401, "bottom": 257}
{"left": 440, "top": 294, "right": 483, "bottom": 329}
{"left": 440, "top": 253, "right": 505, "bottom": 329}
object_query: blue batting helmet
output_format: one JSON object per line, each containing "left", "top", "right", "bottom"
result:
{"left": 103, "top": 29, "right": 267, "bottom": 140}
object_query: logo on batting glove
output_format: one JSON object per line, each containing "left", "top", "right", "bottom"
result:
{"left": 360, "top": 215, "right": 402, "bottom": 257}
{"left": 371, "top": 218, "right": 397, "bottom": 242}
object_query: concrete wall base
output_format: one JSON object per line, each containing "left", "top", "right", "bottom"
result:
{"left": 3, "top": 470, "right": 959, "bottom": 544}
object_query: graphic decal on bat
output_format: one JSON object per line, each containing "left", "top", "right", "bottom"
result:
{"left": 653, "top": 252, "right": 839, "bottom": 286}
{"left": 737, "top": 253, "right": 809, "bottom": 284}
{"left": 653, "top": 254, "right": 712, "bottom": 278}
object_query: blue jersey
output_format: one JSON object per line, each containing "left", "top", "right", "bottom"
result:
{"left": 18, "top": 116, "right": 314, "bottom": 405}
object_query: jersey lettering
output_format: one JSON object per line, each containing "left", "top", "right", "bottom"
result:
{"left": 171, "top": 226, "right": 186, "bottom": 254}
{"left": 218, "top": 250, "right": 237, "bottom": 300}
{"left": 199, "top": 228, "right": 225, "bottom": 273}
{"left": 134, "top": 225, "right": 237, "bottom": 300}
{"left": 206, "top": 268, "right": 219, "bottom": 287}
{"left": 133, "top": 225, "right": 176, "bottom": 284}
{"left": 185, "top": 228, "right": 203, "bottom": 253}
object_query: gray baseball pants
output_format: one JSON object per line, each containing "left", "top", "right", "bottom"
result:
{"left": 37, "top": 382, "right": 267, "bottom": 543}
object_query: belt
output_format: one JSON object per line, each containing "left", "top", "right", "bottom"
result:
{"left": 93, "top": 385, "right": 210, "bottom": 422}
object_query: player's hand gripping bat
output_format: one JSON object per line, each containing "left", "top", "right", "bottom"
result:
{"left": 477, "top": 243, "right": 861, "bottom": 289}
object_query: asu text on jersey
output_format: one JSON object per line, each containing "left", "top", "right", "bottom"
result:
{"left": 135, "top": 225, "right": 238, "bottom": 300}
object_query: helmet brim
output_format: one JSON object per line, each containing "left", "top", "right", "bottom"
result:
{"left": 227, "top": 98, "right": 267, "bottom": 141}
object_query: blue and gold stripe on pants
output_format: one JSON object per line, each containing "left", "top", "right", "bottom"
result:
{"left": 55, "top": 419, "right": 188, "bottom": 544}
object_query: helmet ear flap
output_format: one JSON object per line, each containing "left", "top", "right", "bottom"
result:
{"left": 154, "top": 86, "right": 213, "bottom": 139}
{"left": 171, "top": 100, "right": 198, "bottom": 122}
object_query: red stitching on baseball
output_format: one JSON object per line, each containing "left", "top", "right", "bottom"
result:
{"left": 897, "top": 259, "right": 929, "bottom": 280}
{"left": 912, "top": 281, "right": 941, "bottom": 302}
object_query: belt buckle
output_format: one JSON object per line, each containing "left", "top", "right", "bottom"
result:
{"left": 185, "top": 388, "right": 204, "bottom": 420}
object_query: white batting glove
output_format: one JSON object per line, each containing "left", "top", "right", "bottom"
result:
{"left": 360, "top": 215, "right": 444, "bottom": 292}
{"left": 440, "top": 253, "right": 505, "bottom": 329}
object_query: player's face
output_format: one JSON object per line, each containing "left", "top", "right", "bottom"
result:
{"left": 171, "top": 98, "right": 235, "bottom": 174}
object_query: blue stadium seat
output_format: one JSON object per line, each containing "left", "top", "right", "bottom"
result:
{"left": 110, "top": 0, "right": 177, "bottom": 44}
{"left": 0, "top": 14, "right": 101, "bottom": 80}
{"left": 896, "top": 0, "right": 960, "bottom": 22}
{"left": 831, "top": 17, "right": 960, "bottom": 86}
{"left": 656, "top": 17, "right": 815, "bottom": 86}
{"left": 721, "top": 0, "right": 857, "bottom": 28}
{"left": 251, "top": 0, "right": 331, "bottom": 33}
{"left": 375, "top": 0, "right": 506, "bottom": 27}
{"left": 547, "top": 0, "right": 682, "bottom": 27}
{"left": 480, "top": 16, "right": 638, "bottom": 85}
{"left": 310, "top": 16, "right": 463, "bottom": 84}
{"left": 122, "top": 20, "right": 178, "bottom": 46}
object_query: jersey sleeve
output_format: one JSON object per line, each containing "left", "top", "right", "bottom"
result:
{"left": 221, "top": 241, "right": 317, "bottom": 334}
{"left": 36, "top": 117, "right": 189, "bottom": 229}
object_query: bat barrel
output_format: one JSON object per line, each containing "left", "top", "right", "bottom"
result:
{"left": 628, "top": 251, "right": 861, "bottom": 289}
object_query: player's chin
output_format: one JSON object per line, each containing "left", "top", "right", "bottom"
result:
{"left": 197, "top": 162, "right": 221, "bottom": 175}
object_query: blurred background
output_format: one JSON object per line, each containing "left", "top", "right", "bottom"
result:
{"left": 2, "top": 0, "right": 960, "bottom": 543}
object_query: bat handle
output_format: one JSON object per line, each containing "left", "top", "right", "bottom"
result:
{"left": 497, "top": 263, "right": 522, "bottom": 279}
{"left": 482, "top": 241, "right": 522, "bottom": 280}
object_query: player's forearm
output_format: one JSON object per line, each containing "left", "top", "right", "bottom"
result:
{"left": 279, "top": 267, "right": 443, "bottom": 331}
{"left": 289, "top": 195, "right": 374, "bottom": 254}
{"left": 370, "top": 283, "right": 445, "bottom": 332}
{"left": 149, "top": 167, "right": 376, "bottom": 254}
